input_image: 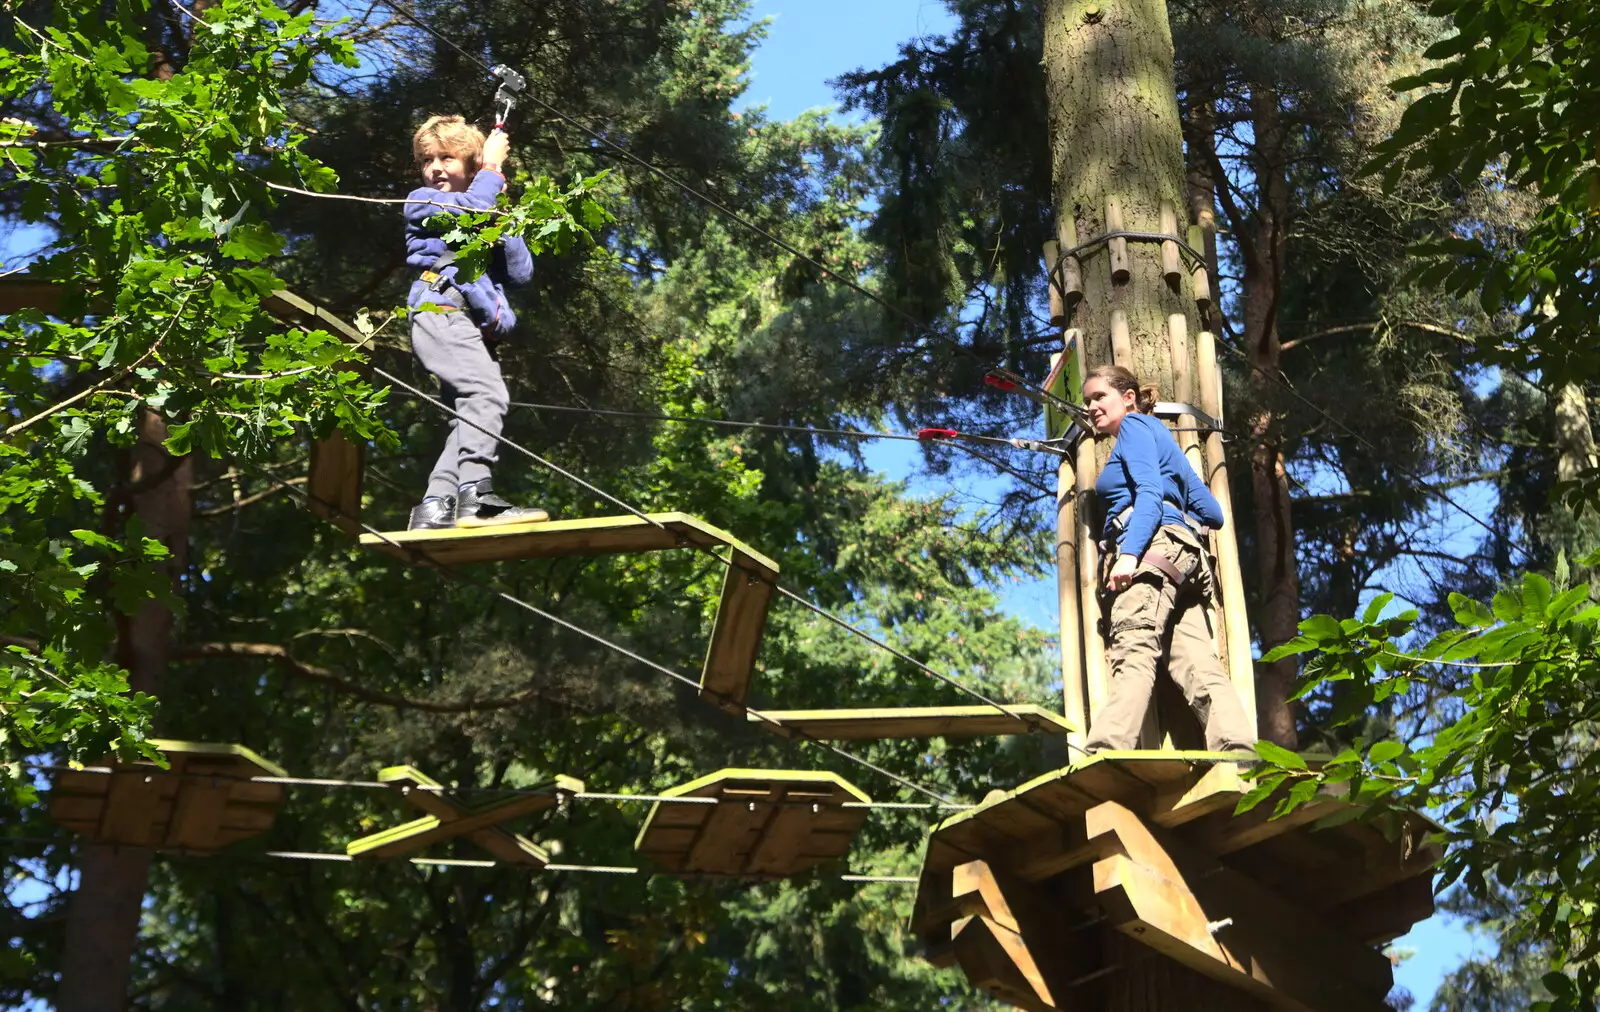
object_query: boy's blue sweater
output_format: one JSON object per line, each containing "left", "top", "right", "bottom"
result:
{"left": 1095, "top": 412, "right": 1224, "bottom": 559}
{"left": 404, "top": 168, "right": 533, "bottom": 336}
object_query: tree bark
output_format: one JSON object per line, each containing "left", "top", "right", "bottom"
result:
{"left": 1239, "top": 84, "right": 1301, "bottom": 750}
{"left": 57, "top": 408, "right": 191, "bottom": 1012}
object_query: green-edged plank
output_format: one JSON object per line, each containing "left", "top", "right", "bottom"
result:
{"left": 346, "top": 765, "right": 582, "bottom": 865}
{"left": 634, "top": 768, "right": 870, "bottom": 878}
{"left": 358, "top": 512, "right": 777, "bottom": 570}
{"left": 747, "top": 704, "right": 1074, "bottom": 740}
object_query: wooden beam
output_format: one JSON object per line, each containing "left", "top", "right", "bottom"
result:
{"left": 345, "top": 766, "right": 579, "bottom": 865}
{"left": 1179, "top": 789, "right": 1348, "bottom": 857}
{"left": 701, "top": 548, "right": 776, "bottom": 711}
{"left": 747, "top": 704, "right": 1073, "bottom": 740}
{"left": 1088, "top": 800, "right": 1395, "bottom": 1012}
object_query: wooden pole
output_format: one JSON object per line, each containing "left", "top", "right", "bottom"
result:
{"left": 1053, "top": 350, "right": 1088, "bottom": 750}
{"left": 1159, "top": 200, "right": 1182, "bottom": 287}
{"left": 1073, "top": 334, "right": 1109, "bottom": 728}
{"left": 1105, "top": 197, "right": 1130, "bottom": 285}
{"left": 1196, "top": 328, "right": 1257, "bottom": 733}
{"left": 1057, "top": 219, "right": 1086, "bottom": 307}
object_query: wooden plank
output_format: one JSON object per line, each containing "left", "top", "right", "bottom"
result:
{"left": 684, "top": 796, "right": 768, "bottom": 873}
{"left": 744, "top": 798, "right": 819, "bottom": 876}
{"left": 1180, "top": 794, "right": 1349, "bottom": 857}
{"left": 1324, "top": 873, "right": 1436, "bottom": 946}
{"left": 1150, "top": 762, "right": 1245, "bottom": 828}
{"left": 359, "top": 511, "right": 778, "bottom": 570}
{"left": 308, "top": 432, "right": 365, "bottom": 533}
{"left": 261, "top": 289, "right": 367, "bottom": 345}
{"left": 347, "top": 767, "right": 576, "bottom": 861}
{"left": 466, "top": 829, "right": 549, "bottom": 866}
{"left": 99, "top": 774, "right": 164, "bottom": 846}
{"left": 0, "top": 276, "right": 64, "bottom": 315}
{"left": 748, "top": 705, "right": 1073, "bottom": 740}
{"left": 950, "top": 916, "right": 1058, "bottom": 1012}
{"left": 165, "top": 781, "right": 234, "bottom": 849}
{"left": 701, "top": 549, "right": 775, "bottom": 710}
{"left": 635, "top": 768, "right": 869, "bottom": 879}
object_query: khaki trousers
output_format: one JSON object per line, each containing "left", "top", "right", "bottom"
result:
{"left": 1085, "top": 527, "right": 1255, "bottom": 752}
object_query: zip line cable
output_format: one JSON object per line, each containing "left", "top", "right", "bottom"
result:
{"left": 0, "top": 836, "right": 921, "bottom": 882}
{"left": 376, "top": 0, "right": 1519, "bottom": 562}
{"left": 1205, "top": 332, "right": 1523, "bottom": 557}
{"left": 23, "top": 763, "right": 974, "bottom": 812}
{"left": 237, "top": 460, "right": 969, "bottom": 808}
{"left": 377, "top": 0, "right": 1080, "bottom": 422}
{"left": 364, "top": 362, "right": 1068, "bottom": 750}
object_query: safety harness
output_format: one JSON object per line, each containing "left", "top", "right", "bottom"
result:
{"left": 1103, "top": 505, "right": 1215, "bottom": 593}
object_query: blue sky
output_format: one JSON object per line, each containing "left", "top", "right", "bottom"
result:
{"left": 738, "top": 1, "right": 1476, "bottom": 1007}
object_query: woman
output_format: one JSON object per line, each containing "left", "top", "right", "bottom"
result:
{"left": 1081, "top": 365, "right": 1255, "bottom": 754}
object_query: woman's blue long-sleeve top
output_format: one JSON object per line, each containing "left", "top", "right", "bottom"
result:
{"left": 403, "top": 168, "right": 532, "bottom": 336}
{"left": 1095, "top": 412, "right": 1224, "bottom": 559}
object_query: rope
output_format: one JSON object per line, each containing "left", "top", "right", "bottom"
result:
{"left": 375, "top": 0, "right": 1080, "bottom": 422}
{"left": 0, "top": 838, "right": 918, "bottom": 882}
{"left": 27, "top": 765, "right": 974, "bottom": 812}
{"left": 236, "top": 462, "right": 966, "bottom": 807}
{"left": 366, "top": 366, "right": 1070, "bottom": 749}
{"left": 1207, "top": 333, "right": 1522, "bottom": 556}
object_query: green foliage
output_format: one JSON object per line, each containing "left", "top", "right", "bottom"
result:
{"left": 0, "top": 0, "right": 605, "bottom": 802}
{"left": 1249, "top": 563, "right": 1600, "bottom": 1009}
{"left": 1367, "top": 0, "right": 1600, "bottom": 503}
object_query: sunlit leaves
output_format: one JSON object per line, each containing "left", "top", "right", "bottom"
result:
{"left": 1249, "top": 570, "right": 1600, "bottom": 1010}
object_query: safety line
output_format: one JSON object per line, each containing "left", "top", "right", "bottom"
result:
{"left": 0, "top": 837, "right": 919, "bottom": 882}
{"left": 237, "top": 463, "right": 966, "bottom": 808}
{"left": 1208, "top": 333, "right": 1522, "bottom": 556}
{"left": 376, "top": 0, "right": 1079, "bottom": 420}
{"left": 372, "top": 0, "right": 1512, "bottom": 562}
{"left": 364, "top": 363, "right": 1068, "bottom": 749}
{"left": 26, "top": 764, "right": 974, "bottom": 812}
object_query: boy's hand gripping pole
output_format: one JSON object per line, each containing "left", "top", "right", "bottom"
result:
{"left": 490, "top": 64, "right": 527, "bottom": 131}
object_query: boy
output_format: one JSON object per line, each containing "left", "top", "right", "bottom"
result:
{"left": 403, "top": 114, "right": 547, "bottom": 530}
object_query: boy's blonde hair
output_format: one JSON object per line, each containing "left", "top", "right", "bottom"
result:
{"left": 413, "top": 115, "right": 484, "bottom": 170}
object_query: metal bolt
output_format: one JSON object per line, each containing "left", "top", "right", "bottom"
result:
{"left": 1083, "top": 4, "right": 1103, "bottom": 22}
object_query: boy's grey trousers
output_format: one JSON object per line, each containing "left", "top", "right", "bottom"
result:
{"left": 410, "top": 309, "right": 507, "bottom": 501}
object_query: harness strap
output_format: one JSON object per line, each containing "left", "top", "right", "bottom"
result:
{"left": 1140, "top": 549, "right": 1187, "bottom": 587}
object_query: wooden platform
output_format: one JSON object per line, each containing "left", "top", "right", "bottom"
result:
{"left": 361, "top": 513, "right": 779, "bottom": 711}
{"left": 634, "top": 768, "right": 870, "bottom": 878}
{"left": 49, "top": 739, "right": 287, "bottom": 850}
{"left": 913, "top": 752, "right": 1441, "bottom": 1012}
{"left": 750, "top": 705, "right": 1073, "bottom": 740}
{"left": 346, "top": 765, "right": 582, "bottom": 866}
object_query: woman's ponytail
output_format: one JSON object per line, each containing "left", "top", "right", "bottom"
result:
{"left": 1137, "top": 383, "right": 1160, "bottom": 414}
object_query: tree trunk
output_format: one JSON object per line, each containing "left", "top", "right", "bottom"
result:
{"left": 57, "top": 409, "right": 191, "bottom": 1012}
{"left": 1555, "top": 382, "right": 1596, "bottom": 483}
{"left": 1240, "top": 84, "right": 1301, "bottom": 751}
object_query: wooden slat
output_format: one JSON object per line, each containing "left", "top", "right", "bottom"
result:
{"left": 165, "top": 781, "right": 234, "bottom": 849}
{"left": 308, "top": 432, "right": 365, "bottom": 533}
{"left": 634, "top": 768, "right": 869, "bottom": 879}
{"left": 749, "top": 704, "right": 1073, "bottom": 740}
{"left": 346, "top": 767, "right": 577, "bottom": 863}
{"left": 701, "top": 549, "right": 775, "bottom": 711}
{"left": 99, "top": 774, "right": 164, "bottom": 846}
{"left": 359, "top": 512, "right": 777, "bottom": 569}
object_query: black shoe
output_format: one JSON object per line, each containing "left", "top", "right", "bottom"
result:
{"left": 407, "top": 496, "right": 457, "bottom": 531}
{"left": 455, "top": 479, "right": 549, "bottom": 528}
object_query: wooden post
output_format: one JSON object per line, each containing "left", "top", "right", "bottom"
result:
{"left": 1196, "top": 328, "right": 1257, "bottom": 733}
{"left": 1105, "top": 197, "right": 1130, "bottom": 284}
{"left": 1166, "top": 314, "right": 1203, "bottom": 473}
{"left": 1044, "top": 242, "right": 1069, "bottom": 327}
{"left": 1188, "top": 224, "right": 1213, "bottom": 309}
{"left": 1056, "top": 219, "right": 1086, "bottom": 307}
{"left": 1159, "top": 201, "right": 1182, "bottom": 286}
{"left": 1073, "top": 335, "right": 1109, "bottom": 727}
{"left": 1054, "top": 351, "right": 1088, "bottom": 750}
{"left": 1110, "top": 310, "right": 1133, "bottom": 368}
